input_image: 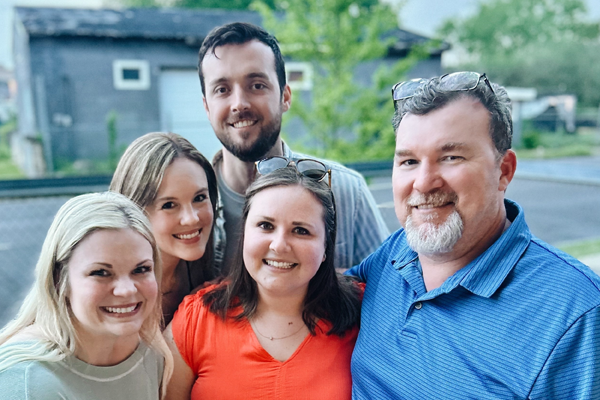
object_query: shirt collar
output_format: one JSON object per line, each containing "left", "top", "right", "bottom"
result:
{"left": 282, "top": 141, "right": 292, "bottom": 158}
{"left": 392, "top": 199, "right": 531, "bottom": 298}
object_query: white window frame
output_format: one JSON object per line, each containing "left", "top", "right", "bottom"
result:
{"left": 112, "top": 60, "right": 150, "bottom": 90}
{"left": 286, "top": 62, "right": 313, "bottom": 91}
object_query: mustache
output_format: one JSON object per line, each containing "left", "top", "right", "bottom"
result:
{"left": 228, "top": 111, "right": 259, "bottom": 124}
{"left": 407, "top": 191, "right": 458, "bottom": 207}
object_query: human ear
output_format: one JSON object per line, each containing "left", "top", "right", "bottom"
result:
{"left": 281, "top": 85, "right": 292, "bottom": 113}
{"left": 498, "top": 150, "right": 517, "bottom": 192}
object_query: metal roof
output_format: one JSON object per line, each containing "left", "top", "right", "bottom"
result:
{"left": 15, "top": 7, "right": 261, "bottom": 40}
{"left": 14, "top": 6, "right": 448, "bottom": 53}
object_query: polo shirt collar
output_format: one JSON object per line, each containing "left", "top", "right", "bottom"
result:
{"left": 392, "top": 199, "right": 531, "bottom": 299}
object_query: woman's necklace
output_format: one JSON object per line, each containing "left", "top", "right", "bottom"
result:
{"left": 251, "top": 319, "right": 306, "bottom": 341}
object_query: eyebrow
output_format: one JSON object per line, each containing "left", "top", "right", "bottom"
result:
{"left": 395, "top": 142, "right": 469, "bottom": 157}
{"left": 154, "top": 188, "right": 208, "bottom": 203}
{"left": 441, "top": 142, "right": 468, "bottom": 152}
{"left": 395, "top": 149, "right": 414, "bottom": 158}
{"left": 208, "top": 72, "right": 271, "bottom": 88}
{"left": 90, "top": 262, "right": 112, "bottom": 269}
{"left": 89, "top": 259, "right": 153, "bottom": 269}
{"left": 246, "top": 72, "right": 271, "bottom": 81}
{"left": 255, "top": 216, "right": 315, "bottom": 228}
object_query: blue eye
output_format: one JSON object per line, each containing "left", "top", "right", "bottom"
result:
{"left": 134, "top": 265, "right": 152, "bottom": 274}
{"left": 161, "top": 201, "right": 175, "bottom": 210}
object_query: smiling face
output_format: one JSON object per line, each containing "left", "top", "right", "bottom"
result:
{"left": 67, "top": 228, "right": 157, "bottom": 347}
{"left": 243, "top": 185, "right": 326, "bottom": 299}
{"left": 145, "top": 157, "right": 214, "bottom": 271}
{"left": 393, "top": 96, "right": 516, "bottom": 258}
{"left": 202, "top": 40, "right": 291, "bottom": 162}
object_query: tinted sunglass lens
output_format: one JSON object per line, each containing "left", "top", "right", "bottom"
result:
{"left": 393, "top": 79, "right": 425, "bottom": 100}
{"left": 258, "top": 157, "right": 289, "bottom": 174}
{"left": 297, "top": 160, "right": 327, "bottom": 180}
{"left": 440, "top": 71, "right": 480, "bottom": 91}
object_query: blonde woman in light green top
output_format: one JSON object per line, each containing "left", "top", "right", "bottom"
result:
{"left": 0, "top": 192, "right": 173, "bottom": 399}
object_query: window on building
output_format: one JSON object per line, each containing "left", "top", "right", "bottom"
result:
{"left": 113, "top": 60, "right": 150, "bottom": 90}
{"left": 285, "top": 62, "right": 313, "bottom": 91}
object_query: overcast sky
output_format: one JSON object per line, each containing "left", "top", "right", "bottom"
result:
{"left": 2, "top": 0, "right": 600, "bottom": 70}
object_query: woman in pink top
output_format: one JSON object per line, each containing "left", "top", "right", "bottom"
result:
{"left": 165, "top": 162, "right": 362, "bottom": 399}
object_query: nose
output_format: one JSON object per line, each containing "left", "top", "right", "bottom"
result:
{"left": 269, "top": 230, "right": 291, "bottom": 254}
{"left": 180, "top": 204, "right": 200, "bottom": 226}
{"left": 231, "top": 86, "right": 250, "bottom": 113}
{"left": 113, "top": 277, "right": 137, "bottom": 297}
{"left": 412, "top": 161, "right": 443, "bottom": 194}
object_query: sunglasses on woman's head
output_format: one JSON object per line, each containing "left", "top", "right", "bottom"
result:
{"left": 255, "top": 156, "right": 332, "bottom": 187}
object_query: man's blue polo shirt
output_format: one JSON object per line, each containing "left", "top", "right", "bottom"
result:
{"left": 347, "top": 200, "right": 600, "bottom": 399}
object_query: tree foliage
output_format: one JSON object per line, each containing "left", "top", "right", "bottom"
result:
{"left": 440, "top": 0, "right": 599, "bottom": 58}
{"left": 254, "top": 0, "right": 423, "bottom": 161}
{"left": 441, "top": 0, "right": 600, "bottom": 107}
{"left": 121, "top": 0, "right": 276, "bottom": 9}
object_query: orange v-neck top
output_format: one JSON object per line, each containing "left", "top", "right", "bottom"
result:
{"left": 172, "top": 286, "right": 358, "bottom": 399}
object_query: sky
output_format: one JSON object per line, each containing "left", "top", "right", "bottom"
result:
{"left": 1, "top": 0, "right": 600, "bottom": 70}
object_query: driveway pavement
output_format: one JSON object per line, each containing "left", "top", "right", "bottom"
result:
{"left": 515, "top": 155, "right": 600, "bottom": 185}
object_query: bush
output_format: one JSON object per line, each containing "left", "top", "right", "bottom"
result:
{"left": 521, "top": 131, "right": 541, "bottom": 149}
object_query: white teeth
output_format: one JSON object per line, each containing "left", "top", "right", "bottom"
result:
{"left": 416, "top": 203, "right": 449, "bottom": 209}
{"left": 175, "top": 230, "right": 200, "bottom": 240}
{"left": 265, "top": 259, "right": 296, "bottom": 269}
{"left": 233, "top": 120, "right": 255, "bottom": 128}
{"left": 104, "top": 305, "right": 137, "bottom": 314}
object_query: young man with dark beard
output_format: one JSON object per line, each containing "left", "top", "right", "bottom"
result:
{"left": 347, "top": 72, "right": 600, "bottom": 399}
{"left": 198, "top": 22, "right": 389, "bottom": 272}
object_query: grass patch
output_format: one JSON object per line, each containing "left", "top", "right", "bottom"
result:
{"left": 558, "top": 238, "right": 600, "bottom": 258}
{"left": 515, "top": 130, "right": 600, "bottom": 159}
{"left": 0, "top": 157, "right": 24, "bottom": 179}
{"left": 516, "top": 144, "right": 594, "bottom": 159}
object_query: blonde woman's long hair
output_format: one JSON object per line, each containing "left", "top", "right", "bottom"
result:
{"left": 110, "top": 132, "right": 218, "bottom": 282}
{"left": 0, "top": 192, "right": 173, "bottom": 398}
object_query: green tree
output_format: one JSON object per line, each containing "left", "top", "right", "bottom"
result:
{"left": 121, "top": 0, "right": 275, "bottom": 9}
{"left": 254, "top": 0, "right": 424, "bottom": 161}
{"left": 440, "top": 0, "right": 599, "bottom": 58}
{"left": 440, "top": 0, "right": 600, "bottom": 107}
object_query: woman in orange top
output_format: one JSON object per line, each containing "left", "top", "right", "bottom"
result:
{"left": 164, "top": 161, "right": 362, "bottom": 400}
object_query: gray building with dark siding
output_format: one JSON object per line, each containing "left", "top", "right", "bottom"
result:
{"left": 12, "top": 7, "right": 447, "bottom": 176}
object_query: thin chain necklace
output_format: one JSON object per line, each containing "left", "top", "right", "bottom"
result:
{"left": 251, "top": 319, "right": 306, "bottom": 341}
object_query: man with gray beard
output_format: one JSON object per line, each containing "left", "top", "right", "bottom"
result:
{"left": 346, "top": 72, "right": 600, "bottom": 399}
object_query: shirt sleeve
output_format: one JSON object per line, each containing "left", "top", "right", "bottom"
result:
{"left": 529, "top": 305, "right": 600, "bottom": 399}
{"left": 0, "top": 361, "right": 68, "bottom": 400}
{"left": 171, "top": 291, "right": 206, "bottom": 373}
{"left": 350, "top": 175, "right": 390, "bottom": 267}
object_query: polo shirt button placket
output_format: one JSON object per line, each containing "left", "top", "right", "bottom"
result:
{"left": 414, "top": 302, "right": 422, "bottom": 310}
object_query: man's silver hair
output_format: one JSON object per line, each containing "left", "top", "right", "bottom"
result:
{"left": 393, "top": 76, "right": 513, "bottom": 158}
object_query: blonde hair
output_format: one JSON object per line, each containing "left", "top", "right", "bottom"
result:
{"left": 110, "top": 132, "right": 218, "bottom": 281}
{"left": 0, "top": 192, "right": 173, "bottom": 398}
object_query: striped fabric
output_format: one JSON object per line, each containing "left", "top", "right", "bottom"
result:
{"left": 282, "top": 143, "right": 390, "bottom": 270}
{"left": 347, "top": 200, "right": 600, "bottom": 399}
{"left": 212, "top": 143, "right": 389, "bottom": 272}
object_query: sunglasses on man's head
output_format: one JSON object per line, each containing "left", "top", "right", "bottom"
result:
{"left": 256, "top": 156, "right": 332, "bottom": 187}
{"left": 392, "top": 71, "right": 495, "bottom": 107}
